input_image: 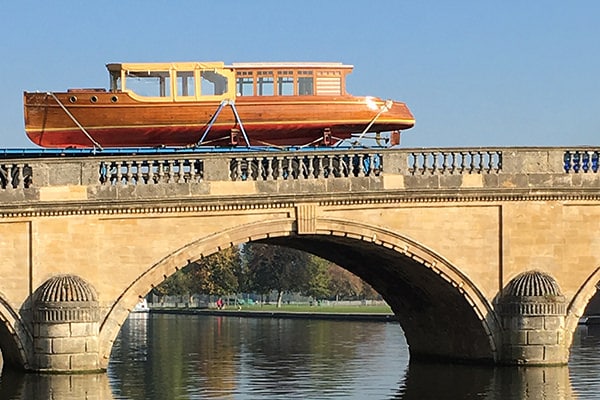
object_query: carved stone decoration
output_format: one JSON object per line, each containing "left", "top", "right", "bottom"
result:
{"left": 296, "top": 203, "right": 317, "bottom": 234}
{"left": 498, "top": 270, "right": 568, "bottom": 365}
{"left": 32, "top": 274, "right": 102, "bottom": 373}
{"left": 34, "top": 274, "right": 99, "bottom": 323}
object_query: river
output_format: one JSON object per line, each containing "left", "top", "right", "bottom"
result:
{"left": 1, "top": 313, "right": 600, "bottom": 399}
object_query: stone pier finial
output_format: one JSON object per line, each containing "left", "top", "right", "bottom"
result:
{"left": 32, "top": 274, "right": 101, "bottom": 372}
{"left": 498, "top": 270, "right": 568, "bottom": 365}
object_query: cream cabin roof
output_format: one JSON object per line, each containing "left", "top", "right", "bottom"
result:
{"left": 106, "top": 61, "right": 353, "bottom": 72}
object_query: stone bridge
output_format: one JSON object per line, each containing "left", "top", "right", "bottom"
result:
{"left": 0, "top": 146, "right": 599, "bottom": 372}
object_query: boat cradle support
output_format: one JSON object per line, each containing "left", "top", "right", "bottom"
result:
{"left": 47, "top": 92, "right": 104, "bottom": 152}
{"left": 196, "top": 99, "right": 251, "bottom": 147}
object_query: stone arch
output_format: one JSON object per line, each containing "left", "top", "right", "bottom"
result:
{"left": 0, "top": 293, "right": 31, "bottom": 371}
{"left": 98, "top": 217, "right": 502, "bottom": 367}
{"left": 565, "top": 266, "right": 600, "bottom": 339}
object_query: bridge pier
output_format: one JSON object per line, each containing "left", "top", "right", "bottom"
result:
{"left": 31, "top": 275, "right": 102, "bottom": 373}
{"left": 498, "top": 271, "right": 569, "bottom": 365}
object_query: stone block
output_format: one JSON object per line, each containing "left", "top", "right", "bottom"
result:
{"left": 34, "top": 337, "right": 52, "bottom": 354}
{"left": 458, "top": 174, "right": 481, "bottom": 188}
{"left": 86, "top": 337, "right": 99, "bottom": 352}
{"left": 328, "top": 179, "right": 351, "bottom": 192}
{"left": 70, "top": 322, "right": 99, "bottom": 337}
{"left": 527, "top": 330, "right": 559, "bottom": 346}
{"left": 543, "top": 345, "right": 569, "bottom": 363}
{"left": 516, "top": 316, "right": 544, "bottom": 330}
{"left": 507, "top": 330, "right": 528, "bottom": 345}
{"left": 404, "top": 174, "right": 440, "bottom": 189}
{"left": 70, "top": 353, "right": 100, "bottom": 371}
{"left": 350, "top": 177, "right": 373, "bottom": 191}
{"left": 510, "top": 344, "right": 545, "bottom": 363}
{"left": 37, "top": 353, "right": 71, "bottom": 371}
{"left": 38, "top": 322, "right": 71, "bottom": 338}
{"left": 482, "top": 173, "right": 499, "bottom": 187}
{"left": 52, "top": 337, "right": 87, "bottom": 354}
{"left": 527, "top": 173, "right": 553, "bottom": 187}
{"left": 255, "top": 180, "right": 279, "bottom": 193}
{"left": 544, "top": 316, "right": 564, "bottom": 330}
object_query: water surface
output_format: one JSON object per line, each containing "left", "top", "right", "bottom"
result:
{"left": 2, "top": 314, "right": 600, "bottom": 399}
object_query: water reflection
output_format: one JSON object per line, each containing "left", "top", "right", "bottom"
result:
{"left": 1, "top": 316, "right": 600, "bottom": 399}
{"left": 0, "top": 371, "right": 112, "bottom": 400}
{"left": 398, "top": 362, "right": 572, "bottom": 400}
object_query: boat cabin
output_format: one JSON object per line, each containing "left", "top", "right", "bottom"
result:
{"left": 106, "top": 62, "right": 353, "bottom": 102}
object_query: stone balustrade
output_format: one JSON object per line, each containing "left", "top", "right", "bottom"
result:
{"left": 0, "top": 147, "right": 598, "bottom": 202}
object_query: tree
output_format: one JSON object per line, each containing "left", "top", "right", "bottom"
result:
{"left": 189, "top": 247, "right": 242, "bottom": 296}
{"left": 327, "top": 264, "right": 363, "bottom": 301}
{"left": 244, "top": 243, "right": 318, "bottom": 307}
{"left": 153, "top": 247, "right": 242, "bottom": 297}
{"left": 302, "top": 256, "right": 331, "bottom": 300}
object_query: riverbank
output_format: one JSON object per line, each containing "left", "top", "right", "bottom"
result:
{"left": 148, "top": 307, "right": 398, "bottom": 322}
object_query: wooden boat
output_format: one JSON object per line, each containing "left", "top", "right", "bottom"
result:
{"left": 23, "top": 61, "right": 415, "bottom": 149}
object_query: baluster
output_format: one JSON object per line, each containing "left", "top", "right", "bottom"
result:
{"left": 139, "top": 160, "right": 148, "bottom": 184}
{"left": 239, "top": 158, "right": 247, "bottom": 181}
{"left": 563, "top": 151, "right": 572, "bottom": 173}
{"left": 477, "top": 151, "right": 484, "bottom": 172}
{"left": 408, "top": 152, "right": 417, "bottom": 175}
{"left": 582, "top": 152, "right": 590, "bottom": 173}
{"left": 15, "top": 164, "right": 24, "bottom": 188}
{"left": 265, "top": 157, "right": 273, "bottom": 180}
{"left": 441, "top": 152, "right": 449, "bottom": 173}
{"left": 5, "top": 165, "right": 13, "bottom": 188}
{"left": 122, "top": 161, "right": 131, "bottom": 185}
{"left": 274, "top": 157, "right": 282, "bottom": 180}
{"left": 592, "top": 152, "right": 599, "bottom": 173}
{"left": 304, "top": 156, "right": 314, "bottom": 179}
{"left": 229, "top": 158, "right": 237, "bottom": 181}
{"left": 372, "top": 153, "right": 382, "bottom": 176}
{"left": 323, "top": 155, "right": 332, "bottom": 177}
{"left": 487, "top": 151, "right": 493, "bottom": 172}
{"left": 572, "top": 152, "right": 581, "bottom": 173}
{"left": 468, "top": 151, "right": 476, "bottom": 173}
{"left": 115, "top": 162, "right": 123, "bottom": 184}
{"left": 156, "top": 160, "right": 164, "bottom": 183}
{"left": 132, "top": 161, "right": 138, "bottom": 183}
{"left": 432, "top": 152, "right": 441, "bottom": 174}
{"left": 174, "top": 159, "right": 181, "bottom": 183}
{"left": 459, "top": 152, "right": 467, "bottom": 173}
{"left": 314, "top": 155, "right": 323, "bottom": 178}
{"left": 99, "top": 162, "right": 107, "bottom": 184}
{"left": 361, "top": 154, "right": 370, "bottom": 177}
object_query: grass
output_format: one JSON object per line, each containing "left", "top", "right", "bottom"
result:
{"left": 229, "top": 304, "right": 393, "bottom": 314}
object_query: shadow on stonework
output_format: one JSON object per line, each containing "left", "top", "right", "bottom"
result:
{"left": 0, "top": 371, "right": 113, "bottom": 400}
{"left": 395, "top": 361, "right": 572, "bottom": 399}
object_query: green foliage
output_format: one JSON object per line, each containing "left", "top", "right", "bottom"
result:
{"left": 154, "top": 243, "right": 379, "bottom": 303}
{"left": 153, "top": 247, "right": 242, "bottom": 296}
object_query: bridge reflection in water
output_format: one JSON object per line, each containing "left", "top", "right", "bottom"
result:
{"left": 7, "top": 314, "right": 600, "bottom": 399}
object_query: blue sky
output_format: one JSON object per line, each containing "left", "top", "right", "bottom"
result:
{"left": 1, "top": 1, "right": 598, "bottom": 148}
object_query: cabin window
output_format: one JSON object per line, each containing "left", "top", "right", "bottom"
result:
{"left": 298, "top": 71, "right": 314, "bottom": 95}
{"left": 236, "top": 71, "right": 254, "bottom": 96}
{"left": 257, "top": 71, "right": 274, "bottom": 96}
{"left": 200, "top": 70, "right": 228, "bottom": 96}
{"left": 124, "top": 70, "right": 171, "bottom": 97}
{"left": 176, "top": 71, "right": 195, "bottom": 97}
{"left": 277, "top": 71, "right": 294, "bottom": 95}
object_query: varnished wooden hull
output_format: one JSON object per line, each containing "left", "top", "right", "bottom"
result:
{"left": 23, "top": 91, "right": 415, "bottom": 148}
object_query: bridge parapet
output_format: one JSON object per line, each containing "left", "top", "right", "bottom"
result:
{"left": 0, "top": 147, "right": 599, "bottom": 208}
